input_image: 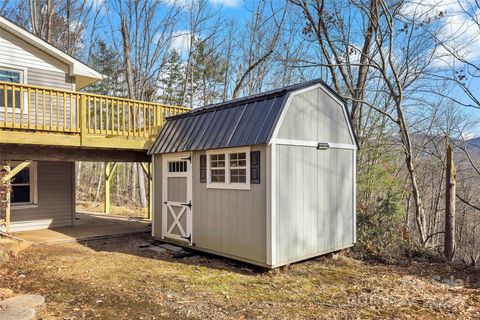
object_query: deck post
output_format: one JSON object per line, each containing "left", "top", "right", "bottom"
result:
{"left": 139, "top": 162, "right": 153, "bottom": 220}
{"left": 148, "top": 162, "right": 153, "bottom": 221}
{"left": 104, "top": 162, "right": 118, "bottom": 214}
{"left": 104, "top": 162, "right": 110, "bottom": 214}
{"left": 80, "top": 94, "right": 87, "bottom": 146}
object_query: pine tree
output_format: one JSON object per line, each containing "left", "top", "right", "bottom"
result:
{"left": 190, "top": 39, "right": 226, "bottom": 106}
{"left": 86, "top": 40, "right": 125, "bottom": 97}
{"left": 159, "top": 49, "right": 184, "bottom": 105}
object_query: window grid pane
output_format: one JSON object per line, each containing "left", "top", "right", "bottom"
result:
{"left": 11, "top": 185, "right": 30, "bottom": 203}
{"left": 168, "top": 161, "right": 188, "bottom": 173}
{"left": 230, "top": 152, "right": 247, "bottom": 168}
{"left": 211, "top": 169, "right": 225, "bottom": 182}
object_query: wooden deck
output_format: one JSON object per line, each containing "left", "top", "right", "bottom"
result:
{"left": 0, "top": 81, "right": 189, "bottom": 150}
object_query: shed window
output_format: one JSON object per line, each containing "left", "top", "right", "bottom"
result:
{"left": 207, "top": 147, "right": 250, "bottom": 190}
{"left": 10, "top": 162, "right": 37, "bottom": 206}
{"left": 168, "top": 161, "right": 187, "bottom": 173}
{"left": 0, "top": 67, "right": 24, "bottom": 111}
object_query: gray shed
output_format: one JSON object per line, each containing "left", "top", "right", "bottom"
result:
{"left": 148, "top": 79, "right": 358, "bottom": 268}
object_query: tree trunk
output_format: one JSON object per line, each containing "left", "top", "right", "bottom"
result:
{"left": 131, "top": 162, "right": 137, "bottom": 202}
{"left": 138, "top": 163, "right": 148, "bottom": 208}
{"left": 121, "top": 16, "right": 136, "bottom": 101}
{"left": 445, "top": 143, "right": 456, "bottom": 262}
{"left": 76, "top": 162, "right": 82, "bottom": 188}
{"left": 94, "top": 163, "right": 103, "bottom": 203}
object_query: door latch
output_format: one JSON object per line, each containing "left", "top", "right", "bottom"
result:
{"left": 181, "top": 155, "right": 192, "bottom": 162}
{"left": 317, "top": 142, "right": 330, "bottom": 150}
{"left": 181, "top": 200, "right": 192, "bottom": 209}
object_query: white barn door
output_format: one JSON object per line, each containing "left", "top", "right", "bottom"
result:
{"left": 162, "top": 153, "right": 192, "bottom": 244}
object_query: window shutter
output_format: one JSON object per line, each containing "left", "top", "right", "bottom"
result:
{"left": 200, "top": 154, "right": 207, "bottom": 183}
{"left": 250, "top": 151, "right": 260, "bottom": 184}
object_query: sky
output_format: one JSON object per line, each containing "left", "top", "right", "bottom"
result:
{"left": 46, "top": 0, "right": 480, "bottom": 137}
{"left": 401, "top": 0, "right": 480, "bottom": 136}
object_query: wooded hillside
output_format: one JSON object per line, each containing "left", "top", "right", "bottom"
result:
{"left": 2, "top": 0, "right": 480, "bottom": 266}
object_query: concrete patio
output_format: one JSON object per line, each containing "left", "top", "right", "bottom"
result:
{"left": 13, "top": 212, "right": 150, "bottom": 244}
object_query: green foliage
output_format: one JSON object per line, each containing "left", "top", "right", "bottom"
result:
{"left": 189, "top": 39, "right": 227, "bottom": 105}
{"left": 355, "top": 145, "right": 408, "bottom": 260}
{"left": 86, "top": 40, "right": 125, "bottom": 97}
{"left": 158, "top": 49, "right": 185, "bottom": 105}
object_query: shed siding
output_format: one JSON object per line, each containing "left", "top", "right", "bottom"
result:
{"left": 11, "top": 161, "right": 74, "bottom": 232}
{"left": 152, "top": 155, "right": 163, "bottom": 237}
{"left": 192, "top": 146, "right": 267, "bottom": 263}
{"left": 152, "top": 146, "right": 267, "bottom": 264}
{"left": 273, "top": 145, "right": 355, "bottom": 266}
{"left": 276, "top": 87, "right": 353, "bottom": 145}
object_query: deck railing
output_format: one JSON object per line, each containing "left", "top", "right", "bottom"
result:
{"left": 0, "top": 81, "right": 189, "bottom": 140}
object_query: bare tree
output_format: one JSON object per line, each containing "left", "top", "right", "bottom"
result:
{"left": 231, "top": 1, "right": 288, "bottom": 99}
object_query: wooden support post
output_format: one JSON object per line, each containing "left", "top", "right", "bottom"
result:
{"left": 148, "top": 162, "right": 153, "bottom": 221}
{"left": 445, "top": 143, "right": 456, "bottom": 262}
{"left": 2, "top": 160, "right": 32, "bottom": 182}
{"left": 80, "top": 95, "right": 87, "bottom": 146}
{"left": 104, "top": 162, "right": 118, "bottom": 214}
{"left": 139, "top": 162, "right": 153, "bottom": 221}
{"left": 104, "top": 162, "right": 110, "bottom": 214}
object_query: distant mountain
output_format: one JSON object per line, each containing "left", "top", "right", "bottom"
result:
{"left": 467, "top": 137, "right": 480, "bottom": 149}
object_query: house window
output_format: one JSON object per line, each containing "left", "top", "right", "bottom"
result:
{"left": 11, "top": 162, "right": 37, "bottom": 206}
{"left": 207, "top": 148, "right": 250, "bottom": 190}
{"left": 0, "top": 67, "right": 24, "bottom": 111}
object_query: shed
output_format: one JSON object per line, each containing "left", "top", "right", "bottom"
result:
{"left": 148, "top": 79, "right": 358, "bottom": 268}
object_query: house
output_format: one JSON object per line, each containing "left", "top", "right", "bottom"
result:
{"left": 148, "top": 79, "right": 358, "bottom": 268}
{"left": 0, "top": 16, "right": 187, "bottom": 233}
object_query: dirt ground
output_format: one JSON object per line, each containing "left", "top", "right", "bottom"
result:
{"left": 76, "top": 202, "right": 148, "bottom": 218}
{"left": 0, "top": 234, "right": 479, "bottom": 320}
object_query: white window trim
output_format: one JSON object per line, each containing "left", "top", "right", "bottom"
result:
{"left": 206, "top": 147, "right": 251, "bottom": 190}
{"left": 0, "top": 65, "right": 28, "bottom": 114}
{"left": 11, "top": 161, "right": 38, "bottom": 209}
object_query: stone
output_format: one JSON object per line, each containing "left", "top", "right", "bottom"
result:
{"left": 0, "top": 294, "right": 45, "bottom": 309}
{"left": 158, "top": 243, "right": 184, "bottom": 253}
{"left": 0, "top": 306, "right": 35, "bottom": 320}
{"left": 149, "top": 246, "right": 167, "bottom": 254}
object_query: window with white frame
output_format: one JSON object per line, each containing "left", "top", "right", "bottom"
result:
{"left": 0, "top": 67, "right": 24, "bottom": 111}
{"left": 10, "top": 162, "right": 37, "bottom": 206}
{"left": 207, "top": 148, "right": 250, "bottom": 189}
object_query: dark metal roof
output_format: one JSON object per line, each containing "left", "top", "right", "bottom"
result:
{"left": 148, "top": 79, "right": 343, "bottom": 154}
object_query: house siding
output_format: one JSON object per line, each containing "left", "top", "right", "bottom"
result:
{"left": 153, "top": 145, "right": 267, "bottom": 265}
{"left": 0, "top": 27, "right": 69, "bottom": 76}
{"left": 0, "top": 27, "right": 77, "bottom": 128}
{"left": 28, "top": 67, "right": 74, "bottom": 90}
{"left": 10, "top": 161, "right": 74, "bottom": 232}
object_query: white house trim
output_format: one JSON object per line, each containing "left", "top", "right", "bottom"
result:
{"left": 271, "top": 138, "right": 356, "bottom": 150}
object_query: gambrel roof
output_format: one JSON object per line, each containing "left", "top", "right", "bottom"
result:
{"left": 149, "top": 79, "right": 355, "bottom": 154}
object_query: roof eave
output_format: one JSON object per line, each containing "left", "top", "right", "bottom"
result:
{"left": 0, "top": 16, "right": 103, "bottom": 88}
